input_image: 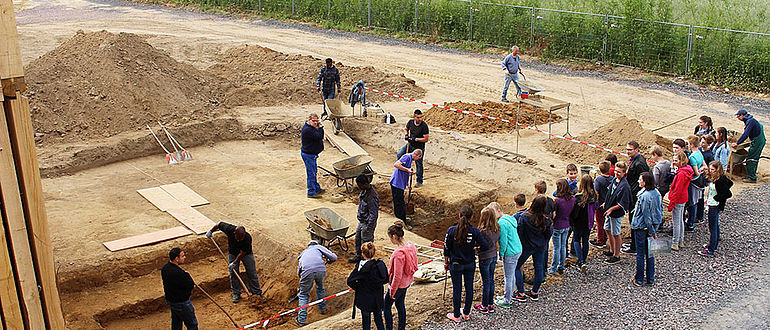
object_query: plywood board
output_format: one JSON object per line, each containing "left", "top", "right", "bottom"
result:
{"left": 103, "top": 226, "right": 193, "bottom": 252}
{"left": 167, "top": 207, "right": 216, "bottom": 234}
{"left": 137, "top": 187, "right": 185, "bottom": 211}
{"left": 324, "top": 130, "right": 368, "bottom": 156}
{"left": 161, "top": 182, "right": 209, "bottom": 207}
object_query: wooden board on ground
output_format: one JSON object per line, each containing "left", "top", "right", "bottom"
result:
{"left": 324, "top": 130, "right": 368, "bottom": 156}
{"left": 166, "top": 207, "right": 216, "bottom": 234}
{"left": 137, "top": 187, "right": 185, "bottom": 211}
{"left": 161, "top": 182, "right": 209, "bottom": 207}
{"left": 103, "top": 226, "right": 193, "bottom": 252}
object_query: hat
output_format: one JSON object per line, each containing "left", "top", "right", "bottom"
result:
{"left": 735, "top": 109, "right": 748, "bottom": 116}
{"left": 308, "top": 240, "right": 319, "bottom": 246}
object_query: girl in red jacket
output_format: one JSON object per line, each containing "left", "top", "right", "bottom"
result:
{"left": 668, "top": 151, "right": 693, "bottom": 251}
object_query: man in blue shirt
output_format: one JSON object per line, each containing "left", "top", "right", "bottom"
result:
{"left": 390, "top": 149, "right": 423, "bottom": 224}
{"left": 731, "top": 109, "right": 765, "bottom": 183}
{"left": 301, "top": 113, "right": 325, "bottom": 198}
{"left": 501, "top": 46, "right": 523, "bottom": 102}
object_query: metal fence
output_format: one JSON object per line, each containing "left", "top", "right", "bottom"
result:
{"left": 198, "top": 0, "right": 770, "bottom": 91}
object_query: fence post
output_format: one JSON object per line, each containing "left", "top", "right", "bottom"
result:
{"left": 685, "top": 24, "right": 693, "bottom": 77}
{"left": 469, "top": 4, "right": 473, "bottom": 41}
{"left": 530, "top": 7, "right": 536, "bottom": 48}
{"left": 602, "top": 14, "right": 608, "bottom": 63}
{"left": 414, "top": 0, "right": 419, "bottom": 34}
{"left": 328, "top": 0, "right": 331, "bottom": 18}
{"left": 368, "top": 0, "right": 371, "bottom": 27}
{"left": 292, "top": 0, "right": 295, "bottom": 16}
{"left": 258, "top": 0, "right": 261, "bottom": 12}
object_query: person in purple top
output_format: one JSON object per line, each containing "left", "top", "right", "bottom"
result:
{"left": 390, "top": 149, "right": 423, "bottom": 224}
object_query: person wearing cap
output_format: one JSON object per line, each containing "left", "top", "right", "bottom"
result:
{"left": 350, "top": 174, "right": 380, "bottom": 264}
{"left": 731, "top": 109, "right": 765, "bottom": 183}
{"left": 296, "top": 240, "right": 338, "bottom": 327}
{"left": 501, "top": 45, "right": 523, "bottom": 102}
{"left": 396, "top": 109, "right": 430, "bottom": 187}
{"left": 206, "top": 222, "right": 265, "bottom": 303}
{"left": 316, "top": 58, "right": 341, "bottom": 100}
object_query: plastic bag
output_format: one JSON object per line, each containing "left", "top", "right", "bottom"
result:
{"left": 648, "top": 237, "right": 672, "bottom": 257}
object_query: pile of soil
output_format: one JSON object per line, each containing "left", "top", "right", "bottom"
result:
{"left": 25, "top": 30, "right": 226, "bottom": 144}
{"left": 422, "top": 101, "right": 561, "bottom": 134}
{"left": 207, "top": 45, "right": 425, "bottom": 107}
{"left": 546, "top": 116, "right": 673, "bottom": 164}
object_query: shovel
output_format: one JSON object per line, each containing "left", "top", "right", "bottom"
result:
{"left": 147, "top": 125, "right": 178, "bottom": 165}
{"left": 159, "top": 121, "right": 192, "bottom": 161}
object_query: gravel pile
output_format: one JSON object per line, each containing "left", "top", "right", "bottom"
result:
{"left": 422, "top": 184, "right": 770, "bottom": 329}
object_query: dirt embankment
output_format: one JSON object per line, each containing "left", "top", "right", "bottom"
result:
{"left": 546, "top": 116, "right": 673, "bottom": 164}
{"left": 423, "top": 101, "right": 561, "bottom": 134}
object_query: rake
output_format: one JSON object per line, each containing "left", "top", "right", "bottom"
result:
{"left": 159, "top": 121, "right": 192, "bottom": 161}
{"left": 146, "top": 124, "right": 178, "bottom": 165}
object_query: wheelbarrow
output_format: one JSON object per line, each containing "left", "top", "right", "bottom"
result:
{"left": 324, "top": 97, "right": 352, "bottom": 135}
{"left": 318, "top": 155, "right": 375, "bottom": 193}
{"left": 304, "top": 207, "right": 354, "bottom": 252}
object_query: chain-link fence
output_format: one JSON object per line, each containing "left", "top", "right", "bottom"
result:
{"left": 184, "top": 0, "right": 770, "bottom": 91}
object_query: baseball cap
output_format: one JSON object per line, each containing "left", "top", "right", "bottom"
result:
{"left": 735, "top": 109, "right": 748, "bottom": 116}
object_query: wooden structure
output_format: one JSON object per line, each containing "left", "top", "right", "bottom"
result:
{"left": 0, "top": 0, "right": 66, "bottom": 327}
{"left": 515, "top": 94, "right": 571, "bottom": 153}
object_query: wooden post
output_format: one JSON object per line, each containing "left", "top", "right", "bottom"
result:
{"left": 0, "top": 0, "right": 25, "bottom": 97}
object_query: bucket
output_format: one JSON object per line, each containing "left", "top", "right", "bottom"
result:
{"left": 580, "top": 165, "right": 595, "bottom": 177}
{"left": 521, "top": 91, "right": 529, "bottom": 99}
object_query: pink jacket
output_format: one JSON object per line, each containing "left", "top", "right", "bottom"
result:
{"left": 388, "top": 242, "right": 418, "bottom": 290}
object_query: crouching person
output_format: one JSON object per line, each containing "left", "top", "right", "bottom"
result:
{"left": 296, "top": 240, "right": 338, "bottom": 326}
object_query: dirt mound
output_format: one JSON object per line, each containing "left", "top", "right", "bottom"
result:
{"left": 422, "top": 101, "right": 561, "bottom": 134}
{"left": 206, "top": 45, "right": 425, "bottom": 107}
{"left": 25, "top": 30, "right": 226, "bottom": 144}
{"left": 546, "top": 116, "right": 673, "bottom": 164}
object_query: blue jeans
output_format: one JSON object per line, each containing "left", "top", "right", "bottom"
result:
{"left": 550, "top": 228, "right": 569, "bottom": 273}
{"left": 541, "top": 236, "right": 550, "bottom": 276}
{"left": 322, "top": 88, "right": 335, "bottom": 100}
{"left": 168, "top": 300, "right": 198, "bottom": 330}
{"left": 478, "top": 257, "right": 497, "bottom": 307}
{"left": 572, "top": 227, "right": 590, "bottom": 264}
{"left": 501, "top": 73, "right": 521, "bottom": 100}
{"left": 297, "top": 271, "right": 326, "bottom": 324}
{"left": 228, "top": 253, "right": 262, "bottom": 296}
{"left": 707, "top": 207, "right": 720, "bottom": 254}
{"left": 396, "top": 144, "right": 424, "bottom": 184}
{"left": 449, "top": 262, "right": 475, "bottom": 318}
{"left": 384, "top": 287, "right": 407, "bottom": 330}
{"left": 515, "top": 247, "right": 545, "bottom": 293}
{"left": 361, "top": 309, "right": 385, "bottom": 330}
{"left": 502, "top": 253, "right": 520, "bottom": 304}
{"left": 301, "top": 152, "right": 321, "bottom": 196}
{"left": 633, "top": 229, "right": 654, "bottom": 284}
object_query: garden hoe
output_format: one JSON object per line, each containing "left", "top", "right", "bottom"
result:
{"left": 146, "top": 124, "right": 178, "bottom": 165}
{"left": 159, "top": 121, "right": 192, "bottom": 161}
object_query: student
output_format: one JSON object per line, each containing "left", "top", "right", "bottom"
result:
{"left": 700, "top": 135, "right": 715, "bottom": 165}
{"left": 550, "top": 179, "right": 575, "bottom": 275}
{"left": 384, "top": 222, "right": 418, "bottom": 330}
{"left": 694, "top": 115, "right": 715, "bottom": 137}
{"left": 696, "top": 135, "right": 716, "bottom": 224}
{"left": 347, "top": 242, "right": 388, "bottom": 330}
{"left": 533, "top": 181, "right": 555, "bottom": 283}
{"left": 649, "top": 146, "right": 671, "bottom": 196}
{"left": 591, "top": 161, "right": 613, "bottom": 249}
{"left": 686, "top": 135, "right": 705, "bottom": 231}
{"left": 495, "top": 195, "right": 524, "bottom": 308}
{"left": 554, "top": 164, "right": 579, "bottom": 196}
{"left": 713, "top": 127, "right": 731, "bottom": 166}
{"left": 672, "top": 138, "right": 687, "bottom": 156}
{"left": 668, "top": 152, "right": 693, "bottom": 251}
{"left": 631, "top": 172, "right": 662, "bottom": 286}
{"left": 699, "top": 161, "right": 733, "bottom": 257}
{"left": 444, "top": 206, "right": 489, "bottom": 322}
{"left": 514, "top": 196, "right": 553, "bottom": 302}
{"left": 603, "top": 162, "right": 630, "bottom": 265}
{"left": 474, "top": 206, "right": 500, "bottom": 314}
{"left": 570, "top": 174, "right": 596, "bottom": 272}
{"left": 622, "top": 141, "right": 649, "bottom": 256}
{"left": 605, "top": 154, "right": 618, "bottom": 177}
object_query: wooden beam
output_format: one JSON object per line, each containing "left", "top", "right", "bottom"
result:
{"left": 0, "top": 0, "right": 25, "bottom": 96}
{"left": 103, "top": 226, "right": 193, "bottom": 252}
{"left": 5, "top": 93, "right": 65, "bottom": 329}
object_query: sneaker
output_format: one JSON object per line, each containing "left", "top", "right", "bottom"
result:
{"left": 604, "top": 256, "right": 621, "bottom": 265}
{"left": 579, "top": 263, "right": 587, "bottom": 273}
{"left": 671, "top": 244, "right": 680, "bottom": 251}
{"left": 501, "top": 98, "right": 510, "bottom": 103}
{"left": 446, "top": 313, "right": 462, "bottom": 323}
{"left": 743, "top": 178, "right": 757, "bottom": 183}
{"left": 622, "top": 242, "right": 631, "bottom": 248}
{"left": 684, "top": 226, "right": 694, "bottom": 232}
{"left": 513, "top": 292, "right": 527, "bottom": 303}
{"left": 461, "top": 312, "right": 470, "bottom": 321}
{"left": 621, "top": 247, "right": 636, "bottom": 255}
{"left": 495, "top": 298, "right": 513, "bottom": 308}
{"left": 307, "top": 194, "right": 321, "bottom": 199}
{"left": 295, "top": 318, "right": 306, "bottom": 327}
{"left": 319, "top": 309, "right": 327, "bottom": 315}
{"left": 525, "top": 290, "right": 539, "bottom": 301}
{"left": 348, "top": 256, "right": 362, "bottom": 264}
{"left": 473, "top": 303, "right": 485, "bottom": 313}
{"left": 632, "top": 279, "right": 644, "bottom": 287}
{"left": 698, "top": 249, "right": 714, "bottom": 257}
{"left": 232, "top": 294, "right": 241, "bottom": 303}
{"left": 679, "top": 241, "right": 685, "bottom": 248}
{"left": 557, "top": 267, "right": 564, "bottom": 275}
{"left": 486, "top": 305, "right": 495, "bottom": 313}
{"left": 317, "top": 188, "right": 326, "bottom": 194}
{"left": 414, "top": 183, "right": 423, "bottom": 188}
{"left": 602, "top": 250, "right": 614, "bottom": 257}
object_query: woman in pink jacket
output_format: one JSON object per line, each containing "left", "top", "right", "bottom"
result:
{"left": 385, "top": 221, "right": 418, "bottom": 330}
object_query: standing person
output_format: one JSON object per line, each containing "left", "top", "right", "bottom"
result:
{"left": 570, "top": 175, "right": 597, "bottom": 272}
{"left": 301, "top": 113, "right": 325, "bottom": 199}
{"left": 713, "top": 127, "right": 731, "bottom": 166}
{"left": 591, "top": 161, "right": 613, "bottom": 249}
{"left": 162, "top": 248, "right": 198, "bottom": 330}
{"left": 444, "top": 206, "right": 489, "bottom": 322}
{"left": 700, "top": 135, "right": 716, "bottom": 165}
{"left": 396, "top": 110, "right": 430, "bottom": 187}
{"left": 694, "top": 115, "right": 715, "bottom": 137}
{"left": 699, "top": 161, "right": 733, "bottom": 257}
{"left": 697, "top": 135, "right": 716, "bottom": 222}
{"left": 549, "top": 179, "right": 575, "bottom": 275}
{"left": 605, "top": 154, "right": 618, "bottom": 177}
{"left": 553, "top": 164, "right": 578, "bottom": 259}
{"left": 668, "top": 152, "right": 693, "bottom": 251}
{"left": 347, "top": 242, "right": 388, "bottom": 330}
{"left": 514, "top": 196, "right": 552, "bottom": 302}
{"left": 622, "top": 141, "right": 650, "bottom": 256}
{"left": 495, "top": 195, "right": 524, "bottom": 308}
{"left": 603, "top": 162, "right": 630, "bottom": 265}
{"left": 685, "top": 135, "right": 705, "bottom": 231}
{"left": 206, "top": 222, "right": 264, "bottom": 303}
{"left": 350, "top": 174, "right": 380, "bottom": 264}
{"left": 384, "top": 222, "right": 418, "bottom": 330}
{"left": 649, "top": 146, "right": 672, "bottom": 196}
{"left": 631, "top": 172, "right": 662, "bottom": 287}
{"left": 501, "top": 46, "right": 523, "bottom": 102}
{"left": 732, "top": 109, "right": 765, "bottom": 183}
{"left": 296, "top": 240, "right": 338, "bottom": 327}
{"left": 389, "top": 149, "right": 423, "bottom": 225}
{"left": 473, "top": 206, "right": 500, "bottom": 314}
{"left": 533, "top": 181, "right": 555, "bottom": 284}
{"left": 316, "top": 58, "right": 341, "bottom": 100}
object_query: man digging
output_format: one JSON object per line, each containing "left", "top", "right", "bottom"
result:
{"left": 206, "top": 222, "right": 266, "bottom": 303}
{"left": 349, "top": 174, "right": 379, "bottom": 264}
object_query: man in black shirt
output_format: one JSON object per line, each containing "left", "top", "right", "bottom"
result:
{"left": 396, "top": 109, "right": 430, "bottom": 187}
{"left": 161, "top": 247, "right": 198, "bottom": 330}
{"left": 207, "top": 222, "right": 265, "bottom": 303}
{"left": 621, "top": 141, "right": 650, "bottom": 255}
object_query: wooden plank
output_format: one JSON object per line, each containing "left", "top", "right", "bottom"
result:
{"left": 137, "top": 187, "right": 185, "bottom": 212}
{"left": 324, "top": 130, "right": 368, "bottom": 156}
{"left": 0, "top": 97, "right": 45, "bottom": 329}
{"left": 0, "top": 0, "right": 25, "bottom": 96}
{"left": 103, "top": 226, "right": 193, "bottom": 252}
{"left": 160, "top": 182, "right": 209, "bottom": 207}
{"left": 166, "top": 207, "right": 215, "bottom": 235}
